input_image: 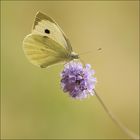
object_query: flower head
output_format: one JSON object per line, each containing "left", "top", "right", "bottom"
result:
{"left": 60, "top": 61, "right": 97, "bottom": 99}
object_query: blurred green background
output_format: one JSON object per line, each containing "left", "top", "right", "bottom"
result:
{"left": 1, "top": 1, "right": 139, "bottom": 139}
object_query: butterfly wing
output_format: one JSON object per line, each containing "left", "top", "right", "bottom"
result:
{"left": 32, "top": 11, "right": 72, "bottom": 53}
{"left": 23, "top": 34, "right": 69, "bottom": 68}
{"left": 23, "top": 12, "right": 72, "bottom": 68}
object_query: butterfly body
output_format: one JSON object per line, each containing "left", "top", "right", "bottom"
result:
{"left": 23, "top": 12, "right": 79, "bottom": 68}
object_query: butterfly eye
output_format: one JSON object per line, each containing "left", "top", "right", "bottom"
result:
{"left": 45, "top": 29, "right": 50, "bottom": 34}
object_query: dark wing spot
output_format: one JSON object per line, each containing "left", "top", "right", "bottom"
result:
{"left": 45, "top": 29, "right": 50, "bottom": 34}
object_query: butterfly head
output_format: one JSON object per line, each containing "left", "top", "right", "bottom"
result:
{"left": 69, "top": 52, "right": 79, "bottom": 60}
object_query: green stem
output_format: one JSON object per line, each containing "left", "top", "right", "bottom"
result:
{"left": 94, "top": 90, "right": 139, "bottom": 140}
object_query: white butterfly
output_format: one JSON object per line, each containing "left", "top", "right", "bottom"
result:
{"left": 23, "top": 11, "right": 79, "bottom": 68}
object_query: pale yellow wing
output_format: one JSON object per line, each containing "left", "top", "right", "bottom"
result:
{"left": 32, "top": 11, "right": 72, "bottom": 53}
{"left": 23, "top": 34, "right": 69, "bottom": 68}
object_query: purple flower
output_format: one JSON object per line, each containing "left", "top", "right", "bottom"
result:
{"left": 60, "top": 61, "right": 97, "bottom": 99}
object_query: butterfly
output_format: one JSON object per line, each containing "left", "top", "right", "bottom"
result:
{"left": 23, "top": 11, "right": 79, "bottom": 68}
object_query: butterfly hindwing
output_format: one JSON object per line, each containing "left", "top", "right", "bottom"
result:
{"left": 23, "top": 34, "right": 69, "bottom": 68}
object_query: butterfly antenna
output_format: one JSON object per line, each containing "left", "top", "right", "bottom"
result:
{"left": 79, "top": 48, "right": 102, "bottom": 56}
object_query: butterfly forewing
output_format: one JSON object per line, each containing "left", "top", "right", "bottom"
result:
{"left": 32, "top": 12, "right": 72, "bottom": 52}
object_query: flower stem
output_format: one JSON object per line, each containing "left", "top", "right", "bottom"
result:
{"left": 94, "top": 90, "right": 139, "bottom": 140}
